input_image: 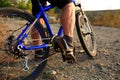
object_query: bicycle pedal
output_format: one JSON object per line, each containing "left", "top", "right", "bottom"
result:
{"left": 65, "top": 54, "right": 77, "bottom": 63}
{"left": 66, "top": 58, "right": 76, "bottom": 63}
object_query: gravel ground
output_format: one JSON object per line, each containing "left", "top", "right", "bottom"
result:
{"left": 38, "top": 26, "right": 120, "bottom": 80}
{"left": 0, "top": 23, "right": 119, "bottom": 80}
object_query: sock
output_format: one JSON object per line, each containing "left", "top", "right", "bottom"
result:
{"left": 63, "top": 35, "right": 73, "bottom": 43}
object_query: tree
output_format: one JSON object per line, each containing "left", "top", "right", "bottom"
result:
{"left": 26, "top": 0, "right": 32, "bottom": 10}
{"left": 17, "top": 0, "right": 26, "bottom": 9}
{"left": 0, "top": 0, "right": 12, "bottom": 7}
{"left": 17, "top": 0, "right": 32, "bottom": 10}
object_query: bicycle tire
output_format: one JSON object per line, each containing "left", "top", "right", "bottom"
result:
{"left": 0, "top": 7, "right": 49, "bottom": 80}
{"left": 75, "top": 11, "right": 97, "bottom": 57}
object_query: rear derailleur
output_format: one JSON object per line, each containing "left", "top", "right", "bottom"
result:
{"left": 4, "top": 35, "right": 27, "bottom": 58}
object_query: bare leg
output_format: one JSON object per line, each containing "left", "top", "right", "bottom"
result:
{"left": 31, "top": 27, "right": 41, "bottom": 45}
{"left": 31, "top": 18, "right": 45, "bottom": 51}
{"left": 59, "top": 2, "right": 76, "bottom": 62}
{"left": 61, "top": 2, "right": 75, "bottom": 37}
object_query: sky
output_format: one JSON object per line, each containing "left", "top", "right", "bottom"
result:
{"left": 76, "top": 0, "right": 120, "bottom": 11}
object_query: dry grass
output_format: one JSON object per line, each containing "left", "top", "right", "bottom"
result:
{"left": 86, "top": 10, "right": 120, "bottom": 28}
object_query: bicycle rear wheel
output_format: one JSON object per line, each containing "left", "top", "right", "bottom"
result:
{"left": 0, "top": 7, "right": 49, "bottom": 79}
{"left": 75, "top": 11, "right": 97, "bottom": 57}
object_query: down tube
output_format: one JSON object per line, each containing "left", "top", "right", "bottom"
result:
{"left": 58, "top": 25, "right": 63, "bottom": 36}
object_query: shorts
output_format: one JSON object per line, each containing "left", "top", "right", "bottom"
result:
{"left": 31, "top": 0, "right": 72, "bottom": 16}
{"left": 47, "top": 0, "right": 72, "bottom": 8}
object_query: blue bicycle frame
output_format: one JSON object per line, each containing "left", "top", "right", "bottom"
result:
{"left": 18, "top": 0, "right": 76, "bottom": 50}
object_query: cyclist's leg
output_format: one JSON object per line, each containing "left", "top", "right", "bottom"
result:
{"left": 31, "top": 0, "right": 46, "bottom": 16}
{"left": 31, "top": 0, "right": 46, "bottom": 58}
{"left": 48, "top": 0, "right": 76, "bottom": 62}
{"left": 48, "top": 0, "right": 75, "bottom": 43}
{"left": 61, "top": 2, "right": 75, "bottom": 38}
{"left": 59, "top": 2, "right": 76, "bottom": 62}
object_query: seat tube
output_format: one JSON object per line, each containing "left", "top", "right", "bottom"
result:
{"left": 42, "top": 13, "right": 54, "bottom": 36}
{"left": 39, "top": 5, "right": 54, "bottom": 36}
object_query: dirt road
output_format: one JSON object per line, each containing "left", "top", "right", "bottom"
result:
{"left": 0, "top": 24, "right": 119, "bottom": 80}
{"left": 41, "top": 26, "right": 120, "bottom": 80}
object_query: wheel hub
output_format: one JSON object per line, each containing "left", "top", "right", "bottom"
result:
{"left": 4, "top": 35, "right": 26, "bottom": 58}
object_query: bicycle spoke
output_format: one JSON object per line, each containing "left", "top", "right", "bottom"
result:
{"left": 0, "top": 8, "right": 49, "bottom": 79}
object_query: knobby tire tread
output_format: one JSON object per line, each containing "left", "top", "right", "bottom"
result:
{"left": 75, "top": 11, "right": 97, "bottom": 58}
{"left": 0, "top": 7, "right": 49, "bottom": 79}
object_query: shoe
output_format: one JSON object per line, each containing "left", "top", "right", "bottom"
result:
{"left": 57, "top": 37, "right": 76, "bottom": 63}
{"left": 34, "top": 50, "right": 44, "bottom": 61}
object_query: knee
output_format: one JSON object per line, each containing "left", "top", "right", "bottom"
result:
{"left": 62, "top": 2, "right": 75, "bottom": 11}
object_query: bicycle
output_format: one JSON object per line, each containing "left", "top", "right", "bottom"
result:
{"left": 0, "top": 0, "right": 97, "bottom": 79}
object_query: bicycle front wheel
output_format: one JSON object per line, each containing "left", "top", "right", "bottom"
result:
{"left": 0, "top": 7, "right": 49, "bottom": 79}
{"left": 75, "top": 11, "right": 97, "bottom": 57}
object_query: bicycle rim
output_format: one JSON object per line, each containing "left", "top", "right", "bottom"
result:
{"left": 0, "top": 7, "right": 49, "bottom": 79}
{"left": 76, "top": 12, "right": 97, "bottom": 57}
